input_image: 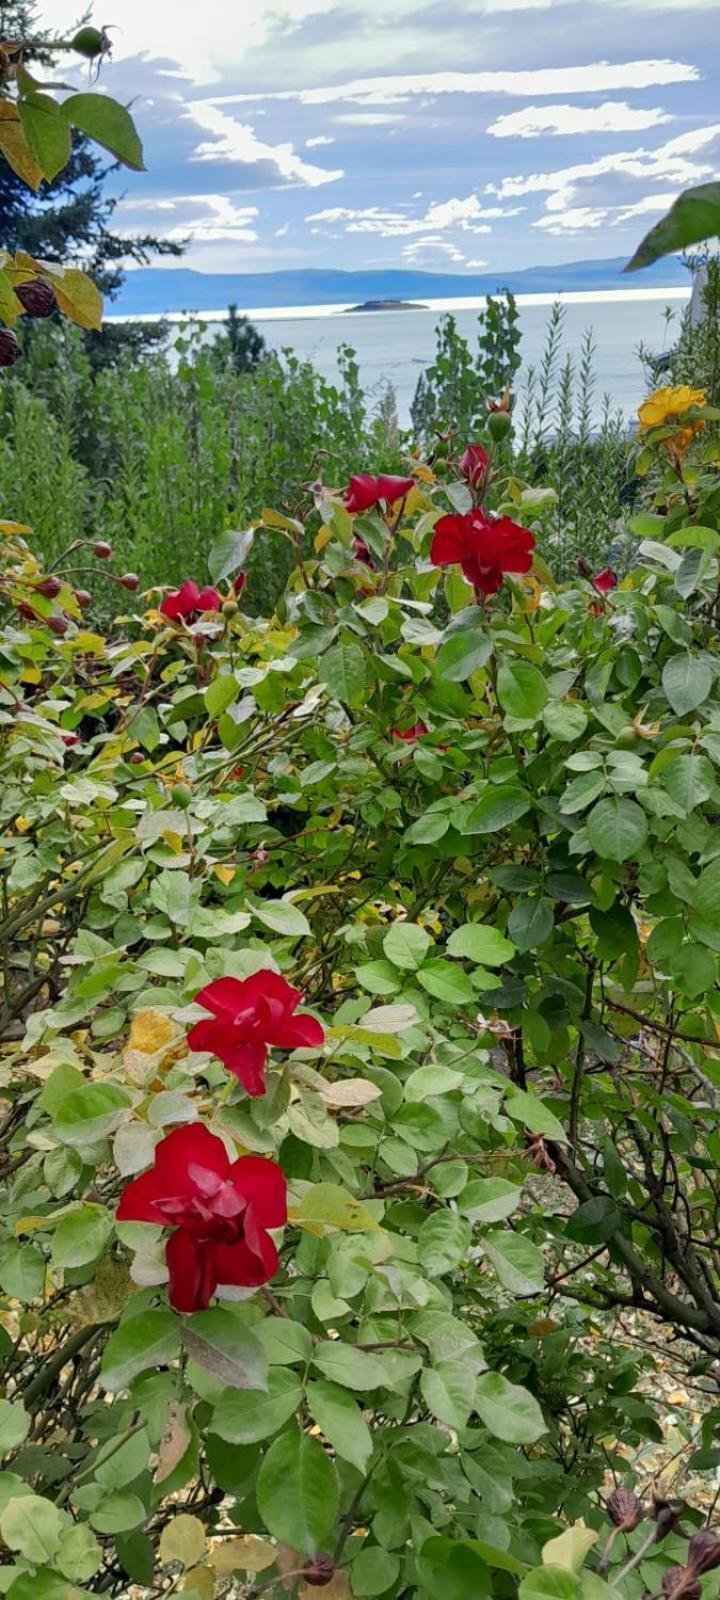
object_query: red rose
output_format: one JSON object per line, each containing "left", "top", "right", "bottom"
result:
{"left": 460, "top": 444, "right": 489, "bottom": 488}
{"left": 392, "top": 722, "right": 428, "bottom": 741}
{"left": 117, "top": 1124, "right": 287, "bottom": 1313}
{"left": 593, "top": 567, "right": 618, "bottom": 593}
{"left": 344, "top": 474, "right": 414, "bottom": 514}
{"left": 160, "top": 580, "right": 222, "bottom": 621}
{"left": 353, "top": 534, "right": 375, "bottom": 568}
{"left": 188, "top": 972, "right": 324, "bottom": 1097}
{"left": 430, "top": 509, "right": 534, "bottom": 597}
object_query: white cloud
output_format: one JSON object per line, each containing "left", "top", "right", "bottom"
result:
{"left": 493, "top": 124, "right": 720, "bottom": 216}
{"left": 117, "top": 194, "right": 260, "bottom": 244}
{"left": 466, "top": 259, "right": 489, "bottom": 268}
{"left": 534, "top": 206, "right": 610, "bottom": 232}
{"left": 488, "top": 101, "right": 672, "bottom": 139}
{"left": 402, "top": 238, "right": 466, "bottom": 263}
{"left": 186, "top": 102, "right": 343, "bottom": 186}
{"left": 333, "top": 113, "right": 405, "bottom": 125}
{"left": 305, "top": 135, "right": 335, "bottom": 147}
{"left": 221, "top": 59, "right": 698, "bottom": 108}
{"left": 613, "top": 191, "right": 679, "bottom": 222}
{"left": 307, "top": 194, "right": 521, "bottom": 237}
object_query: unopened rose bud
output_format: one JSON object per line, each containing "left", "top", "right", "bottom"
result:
{"left": 48, "top": 615, "right": 68, "bottom": 637}
{"left": 688, "top": 1532, "right": 720, "bottom": 1576}
{"left": 576, "top": 557, "right": 591, "bottom": 578}
{"left": 222, "top": 599, "right": 239, "bottom": 618}
{"left": 488, "top": 410, "right": 512, "bottom": 442}
{"left": 119, "top": 572, "right": 140, "bottom": 591}
{"left": 36, "top": 576, "right": 62, "bottom": 599}
{"left": 662, "top": 1567, "right": 700, "bottom": 1600}
{"left": 0, "top": 329, "right": 21, "bottom": 367}
{"left": 74, "top": 589, "right": 92, "bottom": 609}
{"left": 60, "top": 731, "right": 80, "bottom": 747}
{"left": 92, "top": 540, "right": 112, "bottom": 559}
{"left": 16, "top": 279, "right": 56, "bottom": 319}
{"left": 302, "top": 1553, "right": 335, "bottom": 1587}
{"left": 607, "top": 1488, "right": 642, "bottom": 1531}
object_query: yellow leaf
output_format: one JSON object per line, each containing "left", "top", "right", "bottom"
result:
{"left": 128, "top": 1010, "right": 177, "bottom": 1057}
{"left": 0, "top": 104, "right": 43, "bottom": 189}
{"left": 291, "top": 1182, "right": 381, "bottom": 1236}
{"left": 314, "top": 525, "right": 334, "bottom": 553}
{"left": 542, "top": 1522, "right": 598, "bottom": 1572}
{"left": 47, "top": 266, "right": 103, "bottom": 331}
{"left": 162, "top": 830, "right": 185, "bottom": 854}
{"left": 209, "top": 1536, "right": 276, "bottom": 1576}
{"left": 214, "top": 864, "right": 236, "bottom": 886}
{"left": 0, "top": 520, "right": 32, "bottom": 535}
{"left": 159, "top": 1514, "right": 207, "bottom": 1569}
{"left": 181, "top": 1566, "right": 215, "bottom": 1599}
{"left": 15, "top": 816, "right": 32, "bottom": 833}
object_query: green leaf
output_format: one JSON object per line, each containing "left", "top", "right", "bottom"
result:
{"left": 464, "top": 785, "right": 532, "bottom": 833}
{"left": 52, "top": 1204, "right": 113, "bottom": 1269}
{"left": 505, "top": 1089, "right": 567, "bottom": 1142}
{"left": 497, "top": 659, "right": 548, "bottom": 722}
{"left": 256, "top": 1425, "right": 338, "bottom": 1556}
{"left": 0, "top": 1493, "right": 66, "bottom": 1564}
{"left": 211, "top": 1368, "right": 302, "bottom": 1443}
{"left": 306, "top": 1379, "right": 373, "bottom": 1471}
{"left": 417, "top": 1536, "right": 492, "bottom": 1600}
{"left": 521, "top": 1568, "right": 581, "bottom": 1600}
{"left": 57, "top": 1521, "right": 102, "bottom": 1583}
{"left": 447, "top": 922, "right": 515, "bottom": 965}
{"left": 312, "top": 1342, "right": 389, "bottom": 1391}
{"left": 475, "top": 1372, "right": 548, "bottom": 1443}
{"left": 458, "top": 1178, "right": 523, "bottom": 1223}
{"left": 352, "top": 1546, "right": 401, "bottom": 1596}
{"left": 416, "top": 959, "right": 477, "bottom": 1004}
{"left": 294, "top": 1183, "right": 379, "bottom": 1234}
{"left": 417, "top": 1211, "right": 472, "bottom": 1275}
{"left": 256, "top": 1316, "right": 314, "bottom": 1366}
{"left": 0, "top": 1399, "right": 29, "bottom": 1451}
{"left": 18, "top": 93, "right": 71, "bottom": 182}
{"left": 625, "top": 181, "right": 720, "bottom": 271}
{"left": 382, "top": 920, "right": 431, "bottom": 970}
{"left": 421, "top": 1361, "right": 477, "bottom": 1430}
{"left": 62, "top": 93, "right": 145, "bottom": 170}
{"left": 660, "top": 753, "right": 714, "bottom": 812}
{"left": 54, "top": 1081, "right": 132, "bottom": 1146}
{"left": 508, "top": 896, "right": 554, "bottom": 951}
{"left": 251, "top": 898, "right": 311, "bottom": 937}
{"left": 101, "top": 1310, "right": 181, "bottom": 1392}
{"left": 204, "top": 674, "right": 239, "bottom": 719}
{"left": 183, "top": 1308, "right": 268, "bottom": 1391}
{"left": 543, "top": 701, "right": 588, "bottom": 741}
{"left": 693, "top": 858, "right": 720, "bottom": 922}
{"left": 586, "top": 797, "right": 648, "bottom": 862}
{"left": 662, "top": 653, "right": 713, "bottom": 716}
{"left": 208, "top": 526, "right": 254, "bottom": 584}
{"left": 437, "top": 628, "right": 493, "bottom": 682}
{"left": 483, "top": 1231, "right": 545, "bottom": 1295}
{"left": 319, "top": 642, "right": 367, "bottom": 707}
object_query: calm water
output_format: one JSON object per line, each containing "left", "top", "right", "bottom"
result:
{"left": 245, "top": 291, "right": 689, "bottom": 427}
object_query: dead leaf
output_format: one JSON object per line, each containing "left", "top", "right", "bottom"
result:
{"left": 155, "top": 1399, "right": 192, "bottom": 1484}
{"left": 209, "top": 1536, "right": 276, "bottom": 1575}
{"left": 319, "top": 1078, "right": 382, "bottom": 1109}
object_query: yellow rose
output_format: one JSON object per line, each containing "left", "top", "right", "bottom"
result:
{"left": 638, "top": 384, "right": 706, "bottom": 431}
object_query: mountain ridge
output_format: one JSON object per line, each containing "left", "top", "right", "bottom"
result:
{"left": 112, "top": 255, "right": 689, "bottom": 316}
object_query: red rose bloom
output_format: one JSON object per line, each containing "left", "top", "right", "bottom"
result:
{"left": 188, "top": 972, "right": 324, "bottom": 1097}
{"left": 344, "top": 474, "right": 414, "bottom": 515}
{"left": 430, "top": 509, "right": 535, "bottom": 597}
{"left": 160, "top": 580, "right": 222, "bottom": 621}
{"left": 117, "top": 1124, "right": 287, "bottom": 1313}
{"left": 593, "top": 567, "right": 618, "bottom": 593}
{"left": 460, "top": 444, "right": 490, "bottom": 488}
{"left": 392, "top": 722, "right": 428, "bottom": 741}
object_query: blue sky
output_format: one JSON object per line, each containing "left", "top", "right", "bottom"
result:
{"left": 55, "top": 0, "right": 720, "bottom": 275}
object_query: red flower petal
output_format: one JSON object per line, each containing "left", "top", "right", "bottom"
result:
{"left": 430, "top": 514, "right": 473, "bottom": 568}
{"left": 231, "top": 1155, "right": 288, "bottom": 1228}
{"left": 166, "top": 1227, "right": 215, "bottom": 1312}
{"left": 116, "top": 1166, "right": 164, "bottom": 1224}
{"left": 376, "top": 475, "right": 414, "bottom": 505}
{"left": 154, "top": 1123, "right": 230, "bottom": 1189}
{"left": 212, "top": 1230, "right": 279, "bottom": 1289}
{"left": 265, "top": 1012, "right": 325, "bottom": 1051}
{"left": 460, "top": 444, "right": 489, "bottom": 487}
{"left": 214, "top": 1038, "right": 269, "bottom": 1097}
{"left": 160, "top": 580, "right": 201, "bottom": 619}
{"left": 344, "top": 474, "right": 380, "bottom": 514}
{"left": 593, "top": 567, "right": 618, "bottom": 593}
{"left": 196, "top": 586, "right": 222, "bottom": 612}
{"left": 191, "top": 977, "right": 248, "bottom": 1023}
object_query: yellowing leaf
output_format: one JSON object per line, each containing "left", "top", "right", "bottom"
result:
{"left": 0, "top": 103, "right": 43, "bottom": 189}
{"left": 292, "top": 1183, "right": 380, "bottom": 1236}
{"left": 542, "top": 1522, "right": 597, "bottom": 1572}
{"left": 155, "top": 1399, "right": 192, "bottom": 1484}
{"left": 214, "top": 864, "right": 236, "bottom": 886}
{"left": 162, "top": 830, "right": 185, "bottom": 854}
{"left": 180, "top": 1566, "right": 214, "bottom": 1599}
{"left": 318, "top": 1078, "right": 382, "bottom": 1109}
{"left": 0, "top": 520, "right": 33, "bottom": 535}
{"left": 128, "top": 1009, "right": 177, "bottom": 1058}
{"left": 209, "top": 1536, "right": 276, "bottom": 1576}
{"left": 51, "top": 267, "right": 103, "bottom": 332}
{"left": 159, "top": 1514, "right": 207, "bottom": 1569}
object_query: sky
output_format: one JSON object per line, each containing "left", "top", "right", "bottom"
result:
{"left": 52, "top": 0, "right": 720, "bottom": 277}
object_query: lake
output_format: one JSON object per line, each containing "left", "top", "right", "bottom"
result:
{"left": 111, "top": 287, "right": 691, "bottom": 428}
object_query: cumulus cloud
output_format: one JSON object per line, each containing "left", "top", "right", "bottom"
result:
{"left": 488, "top": 101, "right": 672, "bottom": 139}
{"left": 534, "top": 206, "right": 610, "bottom": 233}
{"left": 221, "top": 59, "right": 698, "bottom": 108}
{"left": 493, "top": 124, "right": 720, "bottom": 216}
{"left": 306, "top": 195, "right": 522, "bottom": 237}
{"left": 117, "top": 194, "right": 260, "bottom": 244}
{"left": 186, "top": 102, "right": 344, "bottom": 186}
{"left": 305, "top": 135, "right": 335, "bottom": 146}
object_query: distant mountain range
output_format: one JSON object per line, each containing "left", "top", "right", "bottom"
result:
{"left": 112, "top": 255, "right": 690, "bottom": 317}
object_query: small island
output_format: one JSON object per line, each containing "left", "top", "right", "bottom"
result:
{"left": 343, "top": 297, "right": 428, "bottom": 312}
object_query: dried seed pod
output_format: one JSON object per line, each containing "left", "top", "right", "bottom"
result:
{"left": 36, "top": 576, "right": 62, "bottom": 599}
{"left": 607, "top": 1488, "right": 642, "bottom": 1531}
{"left": 0, "top": 329, "right": 21, "bottom": 367}
{"left": 92, "top": 540, "right": 112, "bottom": 559}
{"left": 662, "top": 1566, "right": 700, "bottom": 1600}
{"left": 688, "top": 1531, "right": 720, "bottom": 1575}
{"left": 47, "top": 615, "right": 69, "bottom": 637}
{"left": 74, "top": 589, "right": 92, "bottom": 608}
{"left": 302, "top": 1553, "right": 336, "bottom": 1587}
{"left": 119, "top": 572, "right": 140, "bottom": 591}
{"left": 16, "top": 279, "right": 56, "bottom": 319}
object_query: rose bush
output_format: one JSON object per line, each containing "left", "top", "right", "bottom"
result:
{"left": 1, "top": 389, "right": 720, "bottom": 1598}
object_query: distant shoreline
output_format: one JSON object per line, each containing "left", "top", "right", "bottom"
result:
{"left": 106, "top": 285, "right": 691, "bottom": 326}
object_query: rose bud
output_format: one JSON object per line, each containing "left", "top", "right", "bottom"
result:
{"left": 222, "top": 599, "right": 239, "bottom": 618}
{"left": 576, "top": 557, "right": 591, "bottom": 578}
{"left": 0, "top": 329, "right": 21, "bottom": 367}
{"left": 16, "top": 279, "right": 56, "bottom": 319}
{"left": 17, "top": 600, "right": 37, "bottom": 620}
{"left": 36, "top": 575, "right": 62, "bottom": 599}
{"left": 74, "top": 589, "right": 92, "bottom": 608}
{"left": 662, "top": 1567, "right": 700, "bottom": 1600}
{"left": 61, "top": 731, "right": 80, "bottom": 747}
{"left": 688, "top": 1532, "right": 720, "bottom": 1576}
{"left": 92, "top": 540, "right": 112, "bottom": 559}
{"left": 48, "top": 615, "right": 69, "bottom": 636}
{"left": 607, "top": 1489, "right": 642, "bottom": 1531}
{"left": 488, "top": 409, "right": 512, "bottom": 442}
{"left": 302, "top": 1553, "right": 336, "bottom": 1587}
{"left": 119, "top": 572, "right": 140, "bottom": 591}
